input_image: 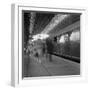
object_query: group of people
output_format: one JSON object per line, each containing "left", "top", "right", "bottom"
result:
{"left": 25, "top": 38, "right": 54, "bottom": 63}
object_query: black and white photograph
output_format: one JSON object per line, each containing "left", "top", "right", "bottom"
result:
{"left": 0, "top": 0, "right": 89, "bottom": 89}
{"left": 22, "top": 9, "right": 81, "bottom": 78}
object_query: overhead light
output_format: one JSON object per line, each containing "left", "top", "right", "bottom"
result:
{"left": 31, "top": 34, "right": 49, "bottom": 41}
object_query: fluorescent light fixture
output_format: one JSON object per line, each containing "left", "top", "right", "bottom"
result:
{"left": 31, "top": 34, "right": 49, "bottom": 41}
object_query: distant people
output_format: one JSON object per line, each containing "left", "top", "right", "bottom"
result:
{"left": 42, "top": 42, "right": 46, "bottom": 57}
{"left": 35, "top": 51, "right": 39, "bottom": 62}
{"left": 34, "top": 48, "right": 41, "bottom": 63}
{"left": 46, "top": 39, "right": 54, "bottom": 62}
{"left": 26, "top": 45, "right": 30, "bottom": 55}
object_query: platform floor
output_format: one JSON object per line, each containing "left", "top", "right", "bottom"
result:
{"left": 23, "top": 54, "right": 80, "bottom": 77}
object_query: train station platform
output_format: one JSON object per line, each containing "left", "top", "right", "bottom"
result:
{"left": 23, "top": 54, "right": 80, "bottom": 77}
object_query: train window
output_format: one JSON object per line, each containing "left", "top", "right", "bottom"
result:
{"left": 59, "top": 35, "right": 65, "bottom": 43}
{"left": 70, "top": 30, "right": 80, "bottom": 42}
